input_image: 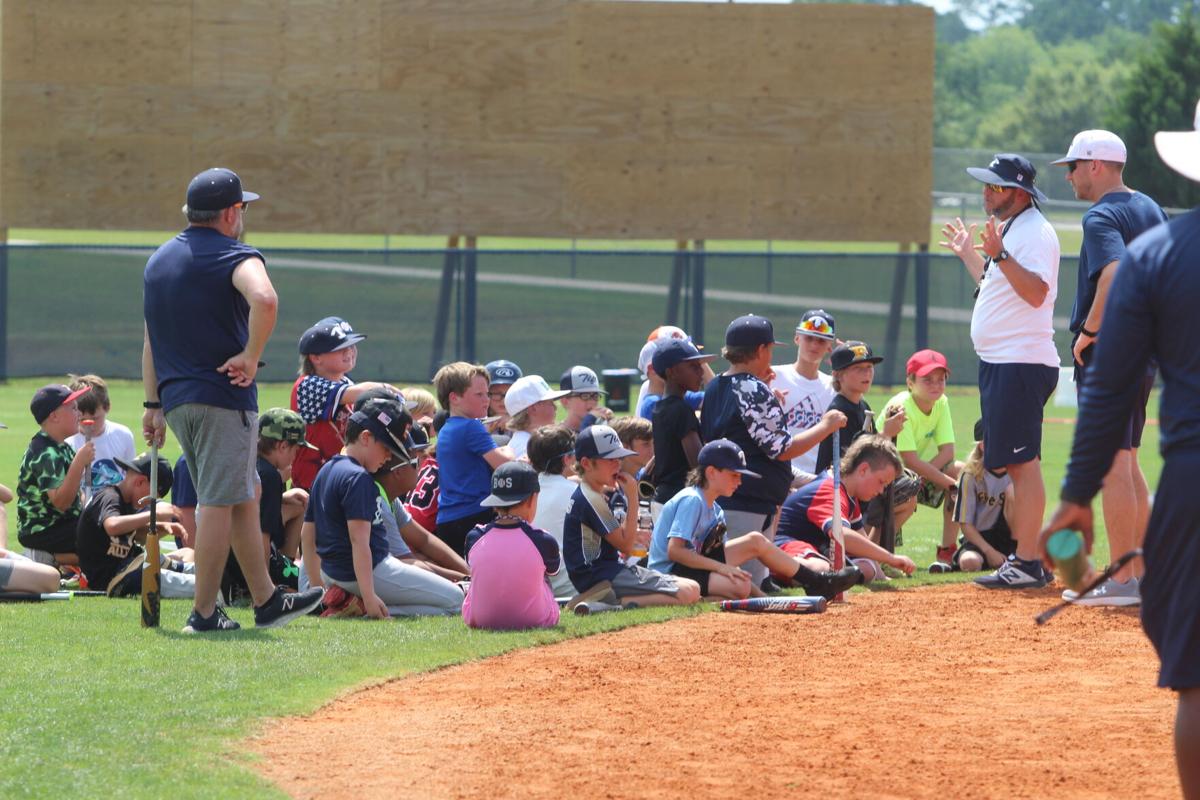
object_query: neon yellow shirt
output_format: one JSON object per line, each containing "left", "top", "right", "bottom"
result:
{"left": 883, "top": 390, "right": 955, "bottom": 462}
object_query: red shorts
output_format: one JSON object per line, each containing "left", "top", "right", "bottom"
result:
{"left": 772, "top": 539, "right": 831, "bottom": 585}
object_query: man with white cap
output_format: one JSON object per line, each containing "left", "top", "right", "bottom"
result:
{"left": 1041, "top": 99, "right": 1200, "bottom": 797}
{"left": 1051, "top": 129, "right": 1168, "bottom": 607}
{"left": 940, "top": 155, "right": 1061, "bottom": 589}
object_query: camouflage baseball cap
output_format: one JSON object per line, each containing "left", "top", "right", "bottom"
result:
{"left": 258, "top": 408, "right": 317, "bottom": 449}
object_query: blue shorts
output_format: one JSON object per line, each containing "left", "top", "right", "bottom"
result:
{"left": 978, "top": 361, "right": 1058, "bottom": 470}
{"left": 1077, "top": 344, "right": 1155, "bottom": 450}
{"left": 1142, "top": 450, "right": 1200, "bottom": 689}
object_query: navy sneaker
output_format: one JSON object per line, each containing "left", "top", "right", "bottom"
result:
{"left": 974, "top": 555, "right": 1049, "bottom": 589}
{"left": 254, "top": 586, "right": 325, "bottom": 629}
{"left": 182, "top": 606, "right": 240, "bottom": 634}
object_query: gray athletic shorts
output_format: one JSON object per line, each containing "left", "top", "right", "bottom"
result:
{"left": 0, "top": 558, "right": 14, "bottom": 590}
{"left": 166, "top": 404, "right": 259, "bottom": 506}
{"left": 610, "top": 564, "right": 679, "bottom": 600}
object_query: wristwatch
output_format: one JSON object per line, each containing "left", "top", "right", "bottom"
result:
{"left": 994, "top": 249, "right": 1010, "bottom": 263}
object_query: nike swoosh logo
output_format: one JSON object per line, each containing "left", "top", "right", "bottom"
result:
{"left": 1012, "top": 446, "right": 1027, "bottom": 453}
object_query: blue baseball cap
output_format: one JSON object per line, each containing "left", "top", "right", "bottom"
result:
{"left": 184, "top": 167, "right": 259, "bottom": 212}
{"left": 485, "top": 359, "right": 522, "bottom": 386}
{"left": 725, "top": 314, "right": 784, "bottom": 348}
{"left": 698, "top": 439, "right": 761, "bottom": 478}
{"left": 966, "top": 154, "right": 1047, "bottom": 204}
{"left": 299, "top": 316, "right": 367, "bottom": 355}
{"left": 652, "top": 339, "right": 717, "bottom": 376}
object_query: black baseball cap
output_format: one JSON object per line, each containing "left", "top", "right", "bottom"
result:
{"left": 830, "top": 341, "right": 883, "bottom": 371}
{"left": 652, "top": 339, "right": 716, "bottom": 375}
{"left": 485, "top": 359, "right": 523, "bottom": 386}
{"left": 698, "top": 439, "right": 762, "bottom": 478}
{"left": 31, "top": 384, "right": 89, "bottom": 425}
{"left": 725, "top": 314, "right": 784, "bottom": 348}
{"left": 974, "top": 418, "right": 985, "bottom": 442}
{"left": 349, "top": 397, "right": 413, "bottom": 461}
{"left": 114, "top": 453, "right": 175, "bottom": 497}
{"left": 184, "top": 167, "right": 259, "bottom": 213}
{"left": 299, "top": 316, "right": 367, "bottom": 355}
{"left": 966, "top": 154, "right": 1048, "bottom": 204}
{"left": 479, "top": 461, "right": 541, "bottom": 507}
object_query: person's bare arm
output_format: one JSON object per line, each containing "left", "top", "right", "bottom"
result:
{"left": 348, "top": 520, "right": 389, "bottom": 619}
{"left": 141, "top": 325, "right": 165, "bottom": 447}
{"left": 46, "top": 444, "right": 93, "bottom": 511}
{"left": 301, "top": 521, "right": 323, "bottom": 589}
{"left": 483, "top": 446, "right": 514, "bottom": 469}
{"left": 681, "top": 431, "right": 702, "bottom": 467}
{"left": 401, "top": 519, "right": 470, "bottom": 574}
{"left": 221, "top": 258, "right": 278, "bottom": 387}
{"left": 667, "top": 536, "right": 746, "bottom": 579}
{"left": 1073, "top": 260, "right": 1119, "bottom": 365}
{"left": 939, "top": 217, "right": 986, "bottom": 281}
{"left": 778, "top": 410, "right": 846, "bottom": 461}
{"left": 981, "top": 216, "right": 1049, "bottom": 308}
{"left": 844, "top": 529, "right": 915, "bottom": 574}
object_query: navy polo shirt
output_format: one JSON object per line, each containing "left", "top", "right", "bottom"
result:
{"left": 143, "top": 226, "right": 264, "bottom": 412}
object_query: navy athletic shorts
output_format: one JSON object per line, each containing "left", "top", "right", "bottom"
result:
{"left": 1142, "top": 450, "right": 1200, "bottom": 690}
{"left": 978, "top": 361, "right": 1058, "bottom": 470}
{"left": 1076, "top": 343, "right": 1156, "bottom": 450}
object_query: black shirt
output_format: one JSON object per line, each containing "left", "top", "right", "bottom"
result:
{"left": 814, "top": 394, "right": 874, "bottom": 473}
{"left": 257, "top": 456, "right": 285, "bottom": 548}
{"left": 76, "top": 486, "right": 141, "bottom": 589}
{"left": 652, "top": 393, "right": 700, "bottom": 504}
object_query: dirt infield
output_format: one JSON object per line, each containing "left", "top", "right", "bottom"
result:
{"left": 251, "top": 585, "right": 1178, "bottom": 799}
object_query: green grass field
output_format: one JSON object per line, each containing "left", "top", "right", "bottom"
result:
{"left": 0, "top": 378, "right": 1158, "bottom": 798}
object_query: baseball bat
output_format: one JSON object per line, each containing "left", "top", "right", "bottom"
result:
{"left": 1034, "top": 548, "right": 1142, "bottom": 626}
{"left": 140, "top": 442, "right": 161, "bottom": 628}
{"left": 0, "top": 591, "right": 73, "bottom": 602}
{"left": 79, "top": 418, "right": 96, "bottom": 506}
{"left": 719, "top": 596, "right": 828, "bottom": 614}
{"left": 830, "top": 431, "right": 846, "bottom": 602}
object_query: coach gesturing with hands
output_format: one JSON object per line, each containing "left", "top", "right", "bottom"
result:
{"left": 941, "top": 154, "right": 1060, "bottom": 590}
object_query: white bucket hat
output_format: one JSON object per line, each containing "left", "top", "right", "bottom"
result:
{"left": 1155, "top": 98, "right": 1200, "bottom": 183}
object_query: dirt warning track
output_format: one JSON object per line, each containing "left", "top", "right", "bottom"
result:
{"left": 252, "top": 585, "right": 1177, "bottom": 799}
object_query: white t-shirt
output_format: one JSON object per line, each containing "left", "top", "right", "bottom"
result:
{"left": 508, "top": 430, "right": 531, "bottom": 460}
{"left": 67, "top": 421, "right": 137, "bottom": 491}
{"left": 970, "top": 206, "right": 1061, "bottom": 367}
{"left": 532, "top": 472, "right": 579, "bottom": 598}
{"left": 769, "top": 364, "right": 835, "bottom": 474}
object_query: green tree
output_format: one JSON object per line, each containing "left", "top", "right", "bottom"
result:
{"left": 1020, "top": 0, "right": 1187, "bottom": 44}
{"left": 1108, "top": 11, "right": 1200, "bottom": 207}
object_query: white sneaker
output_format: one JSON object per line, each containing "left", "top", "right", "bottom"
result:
{"left": 1062, "top": 577, "right": 1140, "bottom": 607}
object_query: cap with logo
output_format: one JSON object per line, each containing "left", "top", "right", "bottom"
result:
{"left": 183, "top": 167, "right": 259, "bottom": 213}
{"left": 560, "top": 365, "right": 606, "bottom": 395}
{"left": 652, "top": 338, "right": 717, "bottom": 376}
{"left": 795, "top": 309, "right": 837, "bottom": 341}
{"left": 698, "top": 439, "right": 762, "bottom": 478}
{"left": 966, "top": 154, "right": 1048, "bottom": 204}
{"left": 1051, "top": 130, "right": 1127, "bottom": 165}
{"left": 114, "top": 453, "right": 175, "bottom": 496}
{"left": 830, "top": 341, "right": 884, "bottom": 371}
{"left": 485, "top": 359, "right": 523, "bottom": 386}
{"left": 31, "top": 384, "right": 90, "bottom": 425}
{"left": 574, "top": 424, "right": 637, "bottom": 459}
{"left": 349, "top": 397, "right": 414, "bottom": 461}
{"left": 479, "top": 461, "right": 541, "bottom": 507}
{"left": 505, "top": 375, "right": 571, "bottom": 416}
{"left": 905, "top": 349, "right": 950, "bottom": 378}
{"left": 725, "top": 314, "right": 784, "bottom": 348}
{"left": 258, "top": 408, "right": 318, "bottom": 449}
{"left": 299, "top": 316, "right": 367, "bottom": 355}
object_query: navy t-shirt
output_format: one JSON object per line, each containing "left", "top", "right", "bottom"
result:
{"left": 171, "top": 456, "right": 196, "bottom": 509}
{"left": 436, "top": 416, "right": 497, "bottom": 524}
{"left": 256, "top": 456, "right": 285, "bottom": 548}
{"left": 143, "top": 226, "right": 264, "bottom": 413}
{"left": 306, "top": 454, "right": 389, "bottom": 582}
{"left": 562, "top": 482, "right": 629, "bottom": 590}
{"left": 1070, "top": 191, "right": 1168, "bottom": 333}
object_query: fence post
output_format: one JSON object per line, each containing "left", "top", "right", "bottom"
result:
{"left": 0, "top": 229, "right": 7, "bottom": 381}
{"left": 665, "top": 239, "right": 687, "bottom": 325}
{"left": 690, "top": 240, "right": 705, "bottom": 348}
{"left": 428, "top": 235, "right": 460, "bottom": 378}
{"left": 463, "top": 236, "right": 478, "bottom": 364}
{"left": 915, "top": 243, "right": 930, "bottom": 351}
{"left": 881, "top": 243, "right": 910, "bottom": 387}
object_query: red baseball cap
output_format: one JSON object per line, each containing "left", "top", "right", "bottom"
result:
{"left": 906, "top": 349, "right": 950, "bottom": 377}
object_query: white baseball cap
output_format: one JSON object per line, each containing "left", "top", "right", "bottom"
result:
{"left": 504, "top": 375, "right": 570, "bottom": 416}
{"left": 1051, "top": 129, "right": 1127, "bottom": 165}
{"left": 1155, "top": 98, "right": 1200, "bottom": 184}
{"left": 638, "top": 340, "right": 660, "bottom": 376}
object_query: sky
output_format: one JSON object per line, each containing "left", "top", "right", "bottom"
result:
{"left": 643, "top": 0, "right": 957, "bottom": 12}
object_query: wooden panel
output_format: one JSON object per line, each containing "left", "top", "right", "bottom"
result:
{"left": 1, "top": 0, "right": 934, "bottom": 242}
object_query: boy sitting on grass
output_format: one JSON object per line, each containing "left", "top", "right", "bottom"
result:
{"left": 462, "top": 461, "right": 562, "bottom": 630}
{"left": 879, "top": 350, "right": 964, "bottom": 570}
{"left": 17, "top": 384, "right": 93, "bottom": 566}
{"left": 290, "top": 316, "right": 404, "bottom": 490}
{"left": 76, "top": 453, "right": 196, "bottom": 598}
{"left": 610, "top": 416, "right": 654, "bottom": 483}
{"left": 528, "top": 425, "right": 580, "bottom": 599}
{"left": 562, "top": 425, "right": 701, "bottom": 614}
{"left": 302, "top": 396, "right": 463, "bottom": 619}
{"left": 65, "top": 374, "right": 136, "bottom": 493}
{"left": 502, "top": 375, "right": 569, "bottom": 460}
{"left": 434, "top": 362, "right": 514, "bottom": 555}
{"left": 775, "top": 435, "right": 916, "bottom": 584}
{"left": 256, "top": 408, "right": 315, "bottom": 562}
{"left": 649, "top": 439, "right": 864, "bottom": 601}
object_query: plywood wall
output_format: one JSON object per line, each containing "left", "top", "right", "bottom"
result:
{"left": 0, "top": 1, "right": 933, "bottom": 242}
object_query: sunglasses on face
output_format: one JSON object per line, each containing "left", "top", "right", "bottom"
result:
{"left": 573, "top": 392, "right": 600, "bottom": 402}
{"left": 985, "top": 184, "right": 1008, "bottom": 193}
{"left": 1067, "top": 160, "right": 1091, "bottom": 174}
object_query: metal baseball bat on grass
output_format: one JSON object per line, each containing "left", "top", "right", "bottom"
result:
{"left": 719, "top": 596, "right": 828, "bottom": 614}
{"left": 140, "top": 441, "right": 161, "bottom": 628}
